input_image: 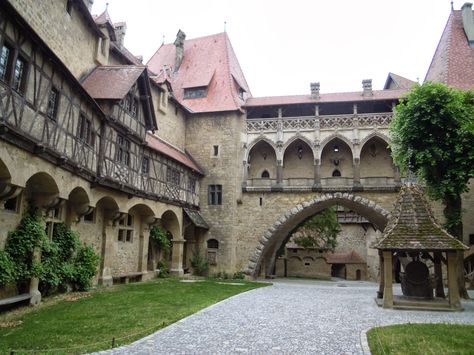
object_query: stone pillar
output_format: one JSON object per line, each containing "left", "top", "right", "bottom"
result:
{"left": 29, "top": 247, "right": 42, "bottom": 305}
{"left": 170, "top": 239, "right": 185, "bottom": 276}
{"left": 447, "top": 251, "right": 461, "bottom": 309}
{"left": 434, "top": 252, "right": 445, "bottom": 298}
{"left": 313, "top": 159, "right": 321, "bottom": 188}
{"left": 242, "top": 160, "right": 248, "bottom": 187}
{"left": 353, "top": 158, "right": 362, "bottom": 189}
{"left": 382, "top": 250, "right": 393, "bottom": 308}
{"left": 377, "top": 250, "right": 384, "bottom": 299}
{"left": 276, "top": 160, "right": 283, "bottom": 185}
{"left": 99, "top": 211, "right": 121, "bottom": 286}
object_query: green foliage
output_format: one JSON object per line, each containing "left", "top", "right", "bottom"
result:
{"left": 232, "top": 271, "right": 245, "bottom": 280}
{"left": 157, "top": 260, "right": 169, "bottom": 278}
{"left": 293, "top": 208, "right": 341, "bottom": 250}
{"left": 390, "top": 82, "right": 474, "bottom": 236}
{"left": 149, "top": 225, "right": 171, "bottom": 252}
{"left": 71, "top": 244, "right": 100, "bottom": 291}
{"left": 0, "top": 250, "right": 16, "bottom": 286}
{"left": 190, "top": 251, "right": 209, "bottom": 276}
{"left": 3, "top": 208, "right": 47, "bottom": 284}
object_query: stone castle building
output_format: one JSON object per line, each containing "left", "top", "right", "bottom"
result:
{"left": 1, "top": 0, "right": 473, "bottom": 297}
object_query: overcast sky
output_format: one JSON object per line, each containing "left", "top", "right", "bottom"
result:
{"left": 91, "top": 0, "right": 459, "bottom": 97}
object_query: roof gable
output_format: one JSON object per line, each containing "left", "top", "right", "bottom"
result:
{"left": 383, "top": 73, "right": 416, "bottom": 90}
{"left": 425, "top": 10, "right": 474, "bottom": 90}
{"left": 147, "top": 32, "right": 251, "bottom": 113}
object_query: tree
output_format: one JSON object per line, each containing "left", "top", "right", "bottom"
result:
{"left": 390, "top": 81, "right": 474, "bottom": 298}
{"left": 293, "top": 207, "right": 341, "bottom": 250}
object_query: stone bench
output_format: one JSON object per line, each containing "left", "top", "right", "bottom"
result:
{"left": 112, "top": 272, "right": 143, "bottom": 284}
{"left": 0, "top": 293, "right": 32, "bottom": 308}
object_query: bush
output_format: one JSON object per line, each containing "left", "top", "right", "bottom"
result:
{"left": 149, "top": 225, "right": 171, "bottom": 252}
{"left": 190, "top": 251, "right": 209, "bottom": 276}
{"left": 157, "top": 260, "right": 169, "bottom": 278}
{"left": 0, "top": 250, "right": 16, "bottom": 286}
{"left": 233, "top": 271, "right": 245, "bottom": 280}
{"left": 71, "top": 244, "right": 100, "bottom": 291}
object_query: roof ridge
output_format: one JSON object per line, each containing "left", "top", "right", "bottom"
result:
{"left": 223, "top": 32, "right": 241, "bottom": 111}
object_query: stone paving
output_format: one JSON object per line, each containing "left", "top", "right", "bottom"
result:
{"left": 96, "top": 279, "right": 474, "bottom": 355}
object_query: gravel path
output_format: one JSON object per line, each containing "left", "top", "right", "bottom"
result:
{"left": 96, "top": 279, "right": 474, "bottom": 355}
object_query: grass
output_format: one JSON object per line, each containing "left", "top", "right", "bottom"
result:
{"left": 0, "top": 278, "right": 268, "bottom": 354}
{"left": 367, "top": 323, "right": 474, "bottom": 355}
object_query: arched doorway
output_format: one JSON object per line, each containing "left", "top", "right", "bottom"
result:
{"left": 245, "top": 192, "right": 391, "bottom": 278}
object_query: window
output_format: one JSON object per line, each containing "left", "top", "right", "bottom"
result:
{"left": 12, "top": 54, "right": 27, "bottom": 94}
{"left": 470, "top": 234, "right": 474, "bottom": 245}
{"left": 0, "top": 44, "right": 11, "bottom": 82}
{"left": 141, "top": 157, "right": 150, "bottom": 175}
{"left": 118, "top": 214, "right": 133, "bottom": 242}
{"left": 332, "top": 169, "right": 341, "bottom": 177}
{"left": 213, "top": 145, "right": 219, "bottom": 157}
{"left": 121, "top": 93, "right": 139, "bottom": 118}
{"left": 207, "top": 239, "right": 219, "bottom": 249}
{"left": 166, "top": 167, "right": 180, "bottom": 186}
{"left": 3, "top": 195, "right": 19, "bottom": 213}
{"left": 45, "top": 207, "right": 62, "bottom": 239}
{"left": 261, "top": 170, "right": 270, "bottom": 178}
{"left": 189, "top": 177, "right": 197, "bottom": 194}
{"left": 83, "top": 209, "right": 95, "bottom": 223}
{"left": 184, "top": 86, "right": 207, "bottom": 99}
{"left": 116, "top": 135, "right": 131, "bottom": 166}
{"left": 47, "top": 87, "right": 60, "bottom": 120}
{"left": 208, "top": 184, "right": 222, "bottom": 205}
{"left": 78, "top": 114, "right": 94, "bottom": 146}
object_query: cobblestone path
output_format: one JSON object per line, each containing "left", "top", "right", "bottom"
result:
{"left": 97, "top": 279, "right": 474, "bottom": 355}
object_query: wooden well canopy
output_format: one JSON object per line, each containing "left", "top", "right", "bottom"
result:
{"left": 373, "top": 184, "right": 468, "bottom": 311}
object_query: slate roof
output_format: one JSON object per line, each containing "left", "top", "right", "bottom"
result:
{"left": 244, "top": 89, "right": 407, "bottom": 107}
{"left": 146, "top": 134, "right": 204, "bottom": 175}
{"left": 425, "top": 9, "right": 474, "bottom": 90}
{"left": 326, "top": 251, "right": 365, "bottom": 264}
{"left": 184, "top": 208, "right": 209, "bottom": 229}
{"left": 374, "top": 184, "right": 468, "bottom": 251}
{"left": 383, "top": 73, "right": 416, "bottom": 90}
{"left": 147, "top": 32, "right": 251, "bottom": 113}
{"left": 82, "top": 65, "right": 146, "bottom": 99}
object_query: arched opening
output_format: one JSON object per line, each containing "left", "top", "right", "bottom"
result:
{"left": 282, "top": 139, "right": 313, "bottom": 183}
{"left": 206, "top": 238, "right": 219, "bottom": 266}
{"left": 129, "top": 204, "right": 156, "bottom": 274}
{"left": 161, "top": 210, "right": 181, "bottom": 271}
{"left": 360, "top": 136, "right": 395, "bottom": 187}
{"left": 320, "top": 138, "right": 353, "bottom": 187}
{"left": 67, "top": 187, "right": 91, "bottom": 225}
{"left": 25, "top": 172, "right": 60, "bottom": 207}
{"left": 207, "top": 238, "right": 219, "bottom": 249}
{"left": 245, "top": 193, "right": 391, "bottom": 278}
{"left": 356, "top": 269, "right": 362, "bottom": 280}
{"left": 247, "top": 140, "right": 277, "bottom": 186}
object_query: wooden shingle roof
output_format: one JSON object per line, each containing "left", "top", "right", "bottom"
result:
{"left": 374, "top": 184, "right": 467, "bottom": 251}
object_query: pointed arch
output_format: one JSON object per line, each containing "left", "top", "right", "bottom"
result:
{"left": 318, "top": 134, "right": 354, "bottom": 161}
{"left": 282, "top": 135, "right": 314, "bottom": 156}
{"left": 282, "top": 138, "right": 314, "bottom": 180}
{"left": 360, "top": 131, "right": 390, "bottom": 152}
{"left": 246, "top": 137, "right": 278, "bottom": 162}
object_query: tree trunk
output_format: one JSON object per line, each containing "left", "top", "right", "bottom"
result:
{"left": 443, "top": 194, "right": 469, "bottom": 299}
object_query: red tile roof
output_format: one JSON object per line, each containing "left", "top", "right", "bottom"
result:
{"left": 147, "top": 32, "right": 251, "bottom": 113}
{"left": 244, "top": 89, "right": 407, "bottom": 107}
{"left": 146, "top": 134, "right": 204, "bottom": 175}
{"left": 383, "top": 73, "right": 416, "bottom": 90}
{"left": 326, "top": 251, "right": 365, "bottom": 264}
{"left": 425, "top": 10, "right": 474, "bottom": 90}
{"left": 82, "top": 65, "right": 146, "bottom": 99}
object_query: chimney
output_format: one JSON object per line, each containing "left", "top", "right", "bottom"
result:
{"left": 462, "top": 2, "right": 474, "bottom": 46}
{"left": 174, "top": 30, "right": 186, "bottom": 73}
{"left": 310, "top": 82, "right": 320, "bottom": 99}
{"left": 362, "top": 79, "right": 373, "bottom": 97}
{"left": 114, "top": 22, "right": 127, "bottom": 48}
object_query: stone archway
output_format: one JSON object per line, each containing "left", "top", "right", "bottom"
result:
{"left": 244, "top": 192, "right": 391, "bottom": 277}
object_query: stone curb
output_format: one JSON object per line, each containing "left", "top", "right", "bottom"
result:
{"left": 359, "top": 327, "right": 372, "bottom": 355}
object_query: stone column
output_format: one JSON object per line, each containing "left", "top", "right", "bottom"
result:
{"left": 99, "top": 211, "right": 121, "bottom": 286}
{"left": 313, "top": 159, "right": 321, "bottom": 188}
{"left": 170, "top": 239, "right": 185, "bottom": 276}
{"left": 382, "top": 250, "right": 394, "bottom": 308}
{"left": 447, "top": 251, "right": 461, "bottom": 309}
{"left": 353, "top": 158, "right": 362, "bottom": 189}
{"left": 276, "top": 160, "right": 283, "bottom": 185}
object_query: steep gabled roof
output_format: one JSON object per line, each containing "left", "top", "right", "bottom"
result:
{"left": 374, "top": 184, "right": 467, "bottom": 251}
{"left": 147, "top": 32, "right": 251, "bottom": 113}
{"left": 425, "top": 9, "right": 474, "bottom": 90}
{"left": 82, "top": 65, "right": 157, "bottom": 131}
{"left": 383, "top": 73, "right": 416, "bottom": 90}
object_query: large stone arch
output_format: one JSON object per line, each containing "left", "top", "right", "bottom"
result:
{"left": 244, "top": 192, "right": 391, "bottom": 277}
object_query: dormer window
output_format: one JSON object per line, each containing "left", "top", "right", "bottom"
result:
{"left": 121, "top": 93, "right": 139, "bottom": 118}
{"left": 238, "top": 87, "right": 245, "bottom": 100}
{"left": 184, "top": 86, "right": 207, "bottom": 99}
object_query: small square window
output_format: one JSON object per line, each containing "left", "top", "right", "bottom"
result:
{"left": 213, "top": 145, "right": 219, "bottom": 157}
{"left": 3, "top": 196, "right": 19, "bottom": 212}
{"left": 118, "top": 229, "right": 125, "bottom": 242}
{"left": 47, "top": 87, "right": 60, "bottom": 120}
{"left": 83, "top": 209, "right": 95, "bottom": 223}
{"left": 126, "top": 230, "right": 133, "bottom": 242}
{"left": 208, "top": 184, "right": 222, "bottom": 205}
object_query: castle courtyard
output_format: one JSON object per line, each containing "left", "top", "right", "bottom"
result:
{"left": 96, "top": 279, "right": 474, "bottom": 354}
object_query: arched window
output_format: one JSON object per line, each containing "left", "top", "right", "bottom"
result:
{"left": 207, "top": 239, "right": 219, "bottom": 249}
{"left": 332, "top": 169, "right": 341, "bottom": 177}
{"left": 261, "top": 170, "right": 270, "bottom": 178}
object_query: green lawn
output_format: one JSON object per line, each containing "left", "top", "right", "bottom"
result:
{"left": 367, "top": 323, "right": 474, "bottom": 355}
{"left": 0, "top": 278, "right": 268, "bottom": 354}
